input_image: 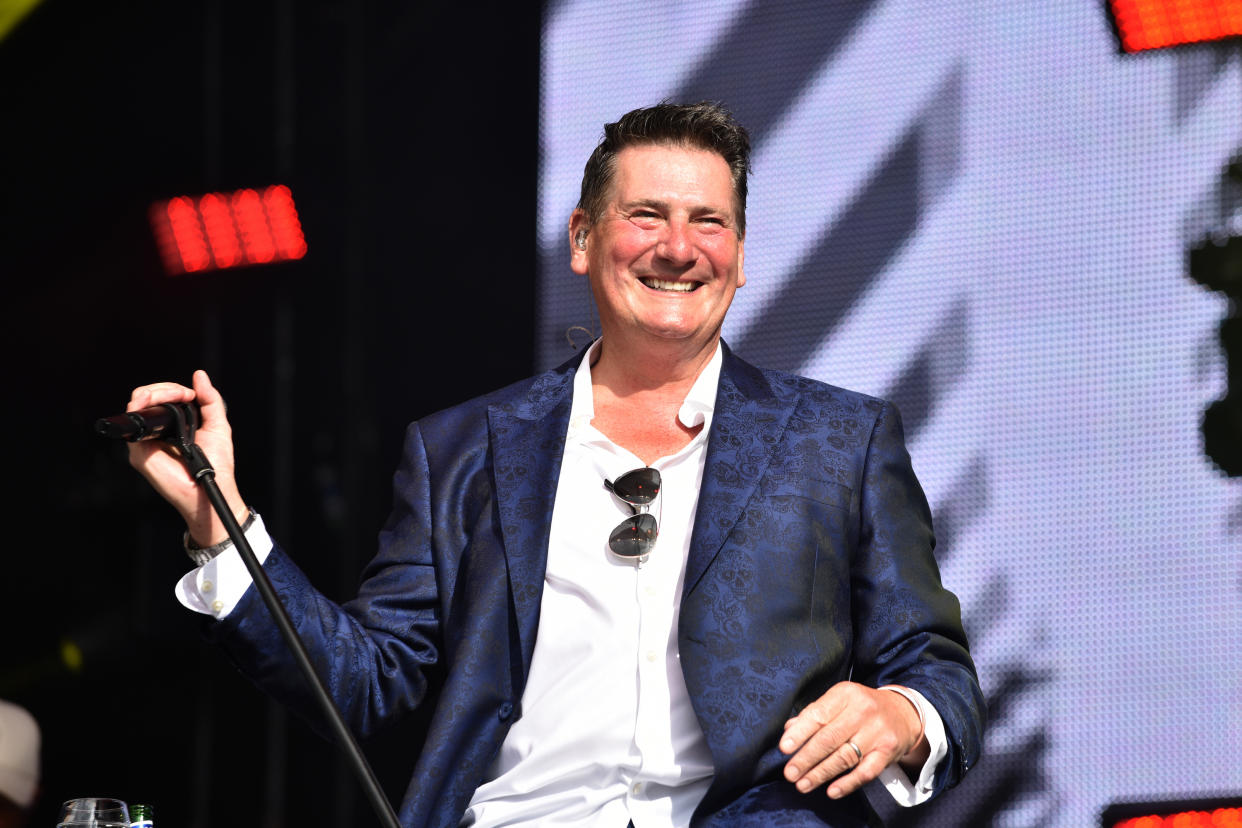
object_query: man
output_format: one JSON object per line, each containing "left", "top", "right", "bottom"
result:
{"left": 127, "top": 102, "right": 983, "bottom": 827}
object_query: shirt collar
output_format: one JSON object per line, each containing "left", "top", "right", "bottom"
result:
{"left": 568, "top": 339, "right": 723, "bottom": 434}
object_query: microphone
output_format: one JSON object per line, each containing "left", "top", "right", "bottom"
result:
{"left": 95, "top": 402, "right": 200, "bottom": 442}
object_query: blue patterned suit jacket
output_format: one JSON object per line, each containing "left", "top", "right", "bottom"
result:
{"left": 210, "top": 343, "right": 984, "bottom": 827}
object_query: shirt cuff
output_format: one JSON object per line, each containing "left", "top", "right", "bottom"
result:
{"left": 875, "top": 686, "right": 948, "bottom": 807}
{"left": 174, "top": 512, "right": 273, "bottom": 618}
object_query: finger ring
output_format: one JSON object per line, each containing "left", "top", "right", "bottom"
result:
{"left": 845, "top": 740, "right": 863, "bottom": 764}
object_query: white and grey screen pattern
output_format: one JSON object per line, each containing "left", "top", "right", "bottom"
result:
{"left": 536, "top": 3, "right": 1242, "bottom": 826}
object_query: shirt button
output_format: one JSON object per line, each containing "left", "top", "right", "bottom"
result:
{"left": 210, "top": 600, "right": 225, "bottom": 613}
{"left": 201, "top": 580, "right": 214, "bottom": 593}
{"left": 644, "top": 585, "right": 656, "bottom": 597}
{"left": 632, "top": 783, "right": 643, "bottom": 795}
{"left": 646, "top": 650, "right": 658, "bottom": 662}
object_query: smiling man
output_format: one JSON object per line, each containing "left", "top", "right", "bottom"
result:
{"left": 126, "top": 102, "right": 983, "bottom": 827}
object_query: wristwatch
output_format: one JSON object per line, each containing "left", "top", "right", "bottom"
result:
{"left": 183, "top": 509, "right": 257, "bottom": 567}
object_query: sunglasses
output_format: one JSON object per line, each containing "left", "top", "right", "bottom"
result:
{"left": 604, "top": 466, "right": 661, "bottom": 564}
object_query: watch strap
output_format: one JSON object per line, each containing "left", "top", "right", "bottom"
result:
{"left": 184, "top": 508, "right": 257, "bottom": 567}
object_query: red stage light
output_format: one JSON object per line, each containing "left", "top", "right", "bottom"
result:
{"left": 150, "top": 184, "right": 307, "bottom": 275}
{"left": 1110, "top": 0, "right": 1242, "bottom": 52}
{"left": 1109, "top": 806, "right": 1242, "bottom": 828}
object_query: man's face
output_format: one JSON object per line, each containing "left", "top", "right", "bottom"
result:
{"left": 570, "top": 143, "right": 745, "bottom": 351}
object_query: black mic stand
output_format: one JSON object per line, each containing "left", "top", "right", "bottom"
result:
{"left": 162, "top": 405, "right": 401, "bottom": 828}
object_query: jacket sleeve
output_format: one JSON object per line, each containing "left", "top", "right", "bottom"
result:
{"left": 848, "top": 400, "right": 985, "bottom": 797}
{"left": 207, "top": 421, "right": 444, "bottom": 740}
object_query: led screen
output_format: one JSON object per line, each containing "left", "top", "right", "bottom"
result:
{"left": 537, "top": 3, "right": 1242, "bottom": 826}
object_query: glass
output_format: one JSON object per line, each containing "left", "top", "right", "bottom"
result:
{"left": 56, "top": 798, "right": 130, "bottom": 828}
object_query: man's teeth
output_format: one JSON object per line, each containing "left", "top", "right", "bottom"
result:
{"left": 642, "top": 278, "right": 696, "bottom": 292}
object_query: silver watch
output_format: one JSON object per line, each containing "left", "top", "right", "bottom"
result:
{"left": 183, "top": 509, "right": 257, "bottom": 567}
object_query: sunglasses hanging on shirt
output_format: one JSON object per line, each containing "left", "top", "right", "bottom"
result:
{"left": 604, "top": 467, "right": 661, "bottom": 566}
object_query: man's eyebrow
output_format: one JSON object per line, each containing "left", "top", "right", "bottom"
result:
{"left": 618, "top": 198, "right": 666, "bottom": 211}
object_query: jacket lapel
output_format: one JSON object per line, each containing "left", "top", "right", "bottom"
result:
{"left": 484, "top": 345, "right": 797, "bottom": 674}
{"left": 486, "top": 355, "right": 579, "bottom": 682}
{"left": 684, "top": 345, "right": 796, "bottom": 596}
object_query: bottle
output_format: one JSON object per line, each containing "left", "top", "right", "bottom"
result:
{"left": 129, "top": 804, "right": 154, "bottom": 828}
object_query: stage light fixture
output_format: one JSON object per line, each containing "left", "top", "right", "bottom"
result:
{"left": 149, "top": 185, "right": 307, "bottom": 275}
{"left": 1102, "top": 801, "right": 1242, "bottom": 828}
{"left": 1109, "top": 0, "right": 1242, "bottom": 52}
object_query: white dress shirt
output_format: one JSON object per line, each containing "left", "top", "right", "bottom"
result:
{"left": 462, "top": 339, "right": 720, "bottom": 827}
{"left": 176, "top": 339, "right": 946, "bottom": 824}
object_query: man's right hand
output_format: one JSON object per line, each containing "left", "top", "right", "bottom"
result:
{"left": 127, "top": 369, "right": 248, "bottom": 547}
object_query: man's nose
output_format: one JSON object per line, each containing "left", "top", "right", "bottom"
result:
{"left": 655, "top": 219, "right": 695, "bottom": 266}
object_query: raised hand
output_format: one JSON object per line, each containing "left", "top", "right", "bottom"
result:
{"left": 126, "top": 369, "right": 248, "bottom": 546}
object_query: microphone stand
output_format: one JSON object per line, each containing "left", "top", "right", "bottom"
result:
{"left": 163, "top": 405, "right": 401, "bottom": 828}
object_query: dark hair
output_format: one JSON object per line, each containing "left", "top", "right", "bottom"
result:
{"left": 576, "top": 101, "right": 752, "bottom": 236}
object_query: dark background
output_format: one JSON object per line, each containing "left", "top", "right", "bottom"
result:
{"left": 0, "top": 2, "right": 539, "bottom": 825}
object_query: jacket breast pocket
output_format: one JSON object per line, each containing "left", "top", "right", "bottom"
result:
{"left": 759, "top": 473, "right": 853, "bottom": 520}
{"left": 736, "top": 474, "right": 854, "bottom": 575}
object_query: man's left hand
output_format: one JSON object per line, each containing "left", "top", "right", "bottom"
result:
{"left": 780, "top": 681, "right": 928, "bottom": 799}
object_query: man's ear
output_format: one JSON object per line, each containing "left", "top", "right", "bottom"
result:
{"left": 569, "top": 209, "right": 591, "bottom": 274}
{"left": 736, "top": 237, "right": 746, "bottom": 287}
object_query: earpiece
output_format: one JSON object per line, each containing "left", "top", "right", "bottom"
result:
{"left": 575, "top": 232, "right": 587, "bottom": 249}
